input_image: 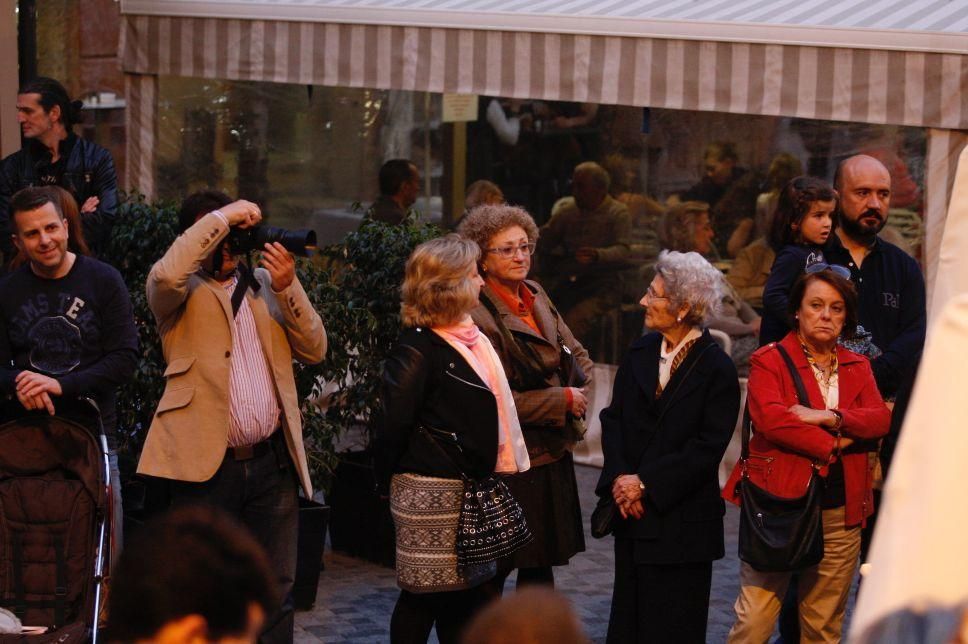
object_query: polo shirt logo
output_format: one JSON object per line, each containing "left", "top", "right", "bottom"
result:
{"left": 882, "top": 292, "right": 900, "bottom": 309}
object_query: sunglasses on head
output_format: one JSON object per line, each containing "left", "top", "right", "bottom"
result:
{"left": 804, "top": 262, "right": 851, "bottom": 280}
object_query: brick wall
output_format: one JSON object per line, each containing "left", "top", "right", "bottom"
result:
{"left": 37, "top": 0, "right": 125, "bottom": 186}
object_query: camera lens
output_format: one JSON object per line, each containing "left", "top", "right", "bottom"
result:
{"left": 255, "top": 227, "right": 317, "bottom": 257}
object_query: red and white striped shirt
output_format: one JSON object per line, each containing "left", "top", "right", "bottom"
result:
{"left": 222, "top": 276, "right": 281, "bottom": 447}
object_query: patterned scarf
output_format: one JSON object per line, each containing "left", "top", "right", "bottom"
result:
{"left": 797, "top": 334, "right": 840, "bottom": 407}
{"left": 656, "top": 328, "right": 702, "bottom": 397}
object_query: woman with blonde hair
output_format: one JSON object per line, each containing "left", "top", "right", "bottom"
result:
{"left": 376, "top": 234, "right": 531, "bottom": 643}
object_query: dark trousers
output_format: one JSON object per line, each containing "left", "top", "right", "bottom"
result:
{"left": 390, "top": 579, "right": 501, "bottom": 644}
{"left": 169, "top": 432, "right": 299, "bottom": 644}
{"left": 607, "top": 539, "right": 713, "bottom": 644}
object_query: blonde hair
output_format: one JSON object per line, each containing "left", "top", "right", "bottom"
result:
{"left": 465, "top": 180, "right": 504, "bottom": 211}
{"left": 401, "top": 234, "right": 481, "bottom": 327}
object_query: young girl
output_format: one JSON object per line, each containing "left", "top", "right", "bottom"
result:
{"left": 758, "top": 176, "right": 839, "bottom": 345}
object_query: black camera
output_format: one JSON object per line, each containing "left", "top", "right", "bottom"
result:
{"left": 226, "top": 225, "right": 317, "bottom": 257}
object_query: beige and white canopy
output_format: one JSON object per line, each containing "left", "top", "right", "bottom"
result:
{"left": 119, "top": 0, "right": 968, "bottom": 303}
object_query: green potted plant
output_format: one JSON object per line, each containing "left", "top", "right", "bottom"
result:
{"left": 307, "top": 215, "right": 441, "bottom": 566}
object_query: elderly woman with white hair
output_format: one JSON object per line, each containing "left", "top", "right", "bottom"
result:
{"left": 597, "top": 250, "right": 740, "bottom": 643}
{"left": 657, "top": 200, "right": 762, "bottom": 376}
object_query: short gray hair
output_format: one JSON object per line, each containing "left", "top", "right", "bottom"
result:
{"left": 653, "top": 250, "right": 723, "bottom": 326}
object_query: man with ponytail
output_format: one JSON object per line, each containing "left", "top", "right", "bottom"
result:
{"left": 0, "top": 77, "right": 118, "bottom": 264}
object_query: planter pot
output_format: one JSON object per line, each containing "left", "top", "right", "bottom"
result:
{"left": 328, "top": 450, "right": 395, "bottom": 567}
{"left": 294, "top": 497, "right": 330, "bottom": 611}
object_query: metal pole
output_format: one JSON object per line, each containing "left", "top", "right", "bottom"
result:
{"left": 17, "top": 0, "right": 36, "bottom": 85}
{"left": 424, "top": 92, "right": 431, "bottom": 213}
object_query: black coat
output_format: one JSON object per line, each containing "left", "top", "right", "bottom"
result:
{"left": 375, "top": 327, "right": 499, "bottom": 494}
{"left": 597, "top": 330, "right": 740, "bottom": 564}
{"left": 0, "top": 134, "right": 118, "bottom": 260}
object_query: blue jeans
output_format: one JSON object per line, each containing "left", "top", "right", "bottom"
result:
{"left": 169, "top": 433, "right": 299, "bottom": 644}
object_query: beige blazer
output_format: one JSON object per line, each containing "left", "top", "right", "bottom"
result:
{"left": 137, "top": 212, "right": 326, "bottom": 497}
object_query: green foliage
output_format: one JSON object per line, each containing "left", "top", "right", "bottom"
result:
{"left": 301, "top": 215, "right": 441, "bottom": 491}
{"left": 100, "top": 193, "right": 179, "bottom": 459}
{"left": 104, "top": 195, "right": 440, "bottom": 494}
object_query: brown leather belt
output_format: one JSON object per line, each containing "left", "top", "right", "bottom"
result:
{"left": 227, "top": 430, "right": 281, "bottom": 461}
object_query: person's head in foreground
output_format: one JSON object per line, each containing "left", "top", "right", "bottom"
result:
{"left": 107, "top": 507, "right": 277, "bottom": 644}
{"left": 461, "top": 587, "right": 589, "bottom": 644}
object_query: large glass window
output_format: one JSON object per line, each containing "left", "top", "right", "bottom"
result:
{"left": 155, "top": 78, "right": 444, "bottom": 244}
{"left": 151, "top": 82, "right": 927, "bottom": 363}
{"left": 466, "top": 100, "right": 925, "bottom": 262}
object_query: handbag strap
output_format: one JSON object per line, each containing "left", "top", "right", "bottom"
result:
{"left": 741, "top": 342, "right": 812, "bottom": 467}
{"left": 774, "top": 343, "right": 811, "bottom": 406}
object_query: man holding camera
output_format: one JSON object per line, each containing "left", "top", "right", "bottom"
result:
{"left": 138, "top": 191, "right": 326, "bottom": 644}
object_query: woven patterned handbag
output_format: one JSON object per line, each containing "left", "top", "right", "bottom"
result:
{"left": 419, "top": 425, "right": 533, "bottom": 568}
{"left": 455, "top": 475, "right": 533, "bottom": 567}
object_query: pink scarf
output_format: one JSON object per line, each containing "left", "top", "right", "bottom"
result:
{"left": 433, "top": 318, "right": 530, "bottom": 474}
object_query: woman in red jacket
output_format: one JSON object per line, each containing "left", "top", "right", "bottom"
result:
{"left": 724, "top": 267, "right": 891, "bottom": 643}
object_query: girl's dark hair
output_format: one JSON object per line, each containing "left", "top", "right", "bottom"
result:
{"left": 19, "top": 77, "right": 82, "bottom": 130}
{"left": 768, "top": 176, "right": 839, "bottom": 251}
{"left": 788, "top": 269, "right": 859, "bottom": 339}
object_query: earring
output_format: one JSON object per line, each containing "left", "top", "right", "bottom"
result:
{"left": 676, "top": 316, "right": 682, "bottom": 323}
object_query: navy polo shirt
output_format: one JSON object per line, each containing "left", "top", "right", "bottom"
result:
{"left": 826, "top": 234, "right": 926, "bottom": 398}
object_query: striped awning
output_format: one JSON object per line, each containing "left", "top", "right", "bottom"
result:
{"left": 119, "top": 1, "right": 968, "bottom": 130}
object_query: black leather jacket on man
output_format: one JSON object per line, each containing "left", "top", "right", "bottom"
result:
{"left": 374, "top": 326, "right": 500, "bottom": 495}
{"left": 0, "top": 133, "right": 118, "bottom": 262}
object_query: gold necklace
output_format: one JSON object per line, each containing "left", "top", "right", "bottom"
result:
{"left": 797, "top": 335, "right": 838, "bottom": 392}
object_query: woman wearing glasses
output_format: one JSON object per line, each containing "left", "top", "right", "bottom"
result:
{"left": 656, "top": 200, "right": 762, "bottom": 376}
{"left": 458, "top": 204, "right": 593, "bottom": 588}
{"left": 723, "top": 267, "right": 890, "bottom": 642}
{"left": 597, "top": 250, "right": 740, "bottom": 642}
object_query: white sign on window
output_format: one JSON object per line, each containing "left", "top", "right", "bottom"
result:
{"left": 442, "top": 94, "right": 478, "bottom": 123}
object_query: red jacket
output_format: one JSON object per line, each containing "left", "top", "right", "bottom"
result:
{"left": 724, "top": 333, "right": 891, "bottom": 527}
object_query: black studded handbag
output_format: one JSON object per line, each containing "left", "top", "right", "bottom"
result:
{"left": 454, "top": 475, "right": 533, "bottom": 567}
{"left": 737, "top": 344, "right": 825, "bottom": 572}
{"left": 419, "top": 426, "right": 533, "bottom": 568}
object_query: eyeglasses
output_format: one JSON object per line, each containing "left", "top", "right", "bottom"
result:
{"left": 805, "top": 262, "right": 851, "bottom": 280}
{"left": 644, "top": 286, "right": 669, "bottom": 301}
{"left": 485, "top": 242, "right": 536, "bottom": 259}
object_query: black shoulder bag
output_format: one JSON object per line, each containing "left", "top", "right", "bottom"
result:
{"left": 591, "top": 342, "right": 713, "bottom": 539}
{"left": 737, "top": 343, "right": 825, "bottom": 572}
{"left": 419, "top": 426, "right": 534, "bottom": 568}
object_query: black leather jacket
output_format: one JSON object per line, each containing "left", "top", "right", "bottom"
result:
{"left": 374, "top": 327, "right": 500, "bottom": 494}
{"left": 0, "top": 133, "right": 119, "bottom": 262}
